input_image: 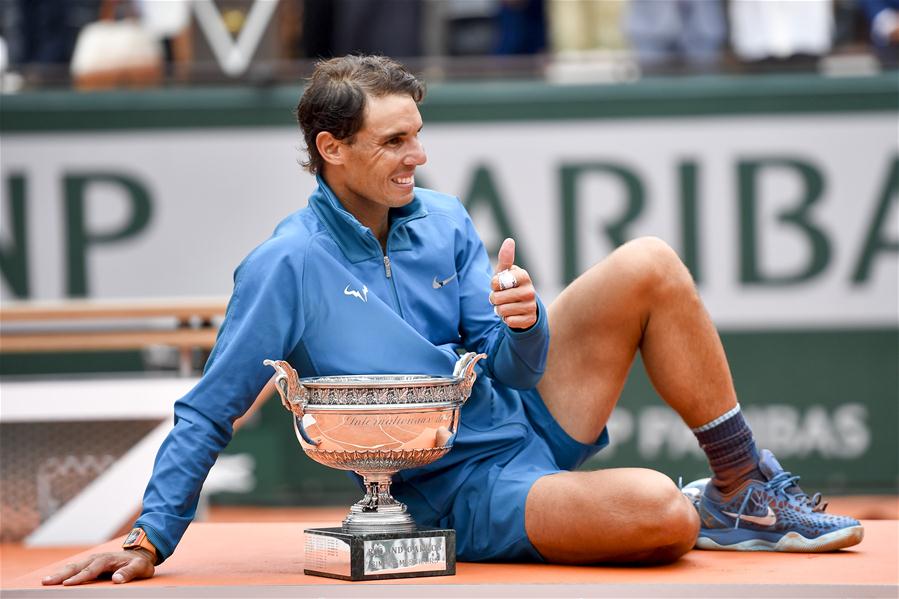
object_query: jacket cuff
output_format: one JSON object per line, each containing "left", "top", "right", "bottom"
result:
{"left": 505, "top": 296, "right": 547, "bottom": 340}
{"left": 134, "top": 522, "right": 172, "bottom": 566}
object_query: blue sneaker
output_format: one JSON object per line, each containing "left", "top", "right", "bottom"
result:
{"left": 693, "top": 449, "right": 864, "bottom": 552}
{"left": 680, "top": 476, "right": 710, "bottom": 510}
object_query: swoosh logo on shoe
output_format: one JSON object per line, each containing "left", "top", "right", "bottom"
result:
{"left": 723, "top": 506, "right": 777, "bottom": 527}
{"left": 432, "top": 273, "right": 457, "bottom": 289}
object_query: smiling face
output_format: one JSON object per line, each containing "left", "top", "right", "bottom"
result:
{"left": 319, "top": 93, "right": 427, "bottom": 236}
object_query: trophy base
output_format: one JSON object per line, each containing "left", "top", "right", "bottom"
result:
{"left": 304, "top": 527, "right": 456, "bottom": 581}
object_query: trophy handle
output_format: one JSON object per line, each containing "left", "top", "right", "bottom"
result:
{"left": 263, "top": 359, "right": 306, "bottom": 417}
{"left": 453, "top": 352, "right": 487, "bottom": 403}
{"left": 293, "top": 415, "right": 321, "bottom": 447}
{"left": 265, "top": 359, "right": 321, "bottom": 446}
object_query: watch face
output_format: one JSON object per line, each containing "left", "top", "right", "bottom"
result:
{"left": 125, "top": 529, "right": 141, "bottom": 545}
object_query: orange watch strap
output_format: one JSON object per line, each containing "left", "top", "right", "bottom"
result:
{"left": 123, "top": 528, "right": 158, "bottom": 563}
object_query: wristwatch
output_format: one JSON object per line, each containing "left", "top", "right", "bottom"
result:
{"left": 122, "top": 527, "right": 158, "bottom": 564}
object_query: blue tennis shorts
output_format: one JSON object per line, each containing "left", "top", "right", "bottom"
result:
{"left": 418, "top": 386, "right": 610, "bottom": 563}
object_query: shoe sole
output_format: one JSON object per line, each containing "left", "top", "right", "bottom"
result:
{"left": 696, "top": 525, "right": 864, "bottom": 552}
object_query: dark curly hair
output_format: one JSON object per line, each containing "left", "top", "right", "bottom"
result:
{"left": 296, "top": 55, "right": 426, "bottom": 174}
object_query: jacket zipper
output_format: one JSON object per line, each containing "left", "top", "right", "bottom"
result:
{"left": 383, "top": 254, "right": 403, "bottom": 318}
{"left": 378, "top": 213, "right": 423, "bottom": 319}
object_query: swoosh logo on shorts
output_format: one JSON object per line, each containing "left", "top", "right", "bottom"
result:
{"left": 723, "top": 506, "right": 777, "bottom": 527}
{"left": 432, "top": 273, "right": 458, "bottom": 289}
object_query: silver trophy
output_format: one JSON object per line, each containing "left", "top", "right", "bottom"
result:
{"left": 264, "top": 352, "right": 486, "bottom": 581}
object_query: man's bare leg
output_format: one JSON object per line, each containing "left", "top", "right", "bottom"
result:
{"left": 539, "top": 236, "right": 737, "bottom": 440}
{"left": 526, "top": 236, "right": 735, "bottom": 563}
{"left": 527, "top": 469, "right": 699, "bottom": 563}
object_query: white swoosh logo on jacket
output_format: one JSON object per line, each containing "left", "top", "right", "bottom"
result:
{"left": 432, "top": 273, "right": 457, "bottom": 289}
{"left": 344, "top": 284, "right": 368, "bottom": 302}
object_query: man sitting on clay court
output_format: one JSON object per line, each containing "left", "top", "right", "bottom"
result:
{"left": 44, "top": 54, "right": 863, "bottom": 587}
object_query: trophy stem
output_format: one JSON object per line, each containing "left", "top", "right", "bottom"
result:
{"left": 360, "top": 473, "right": 401, "bottom": 510}
{"left": 343, "top": 472, "right": 416, "bottom": 533}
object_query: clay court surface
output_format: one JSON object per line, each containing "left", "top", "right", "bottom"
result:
{"left": 2, "top": 499, "right": 897, "bottom": 598}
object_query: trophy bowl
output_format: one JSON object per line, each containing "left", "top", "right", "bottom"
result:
{"left": 264, "top": 352, "right": 486, "bottom": 536}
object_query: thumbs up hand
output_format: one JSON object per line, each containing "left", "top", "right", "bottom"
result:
{"left": 490, "top": 238, "right": 537, "bottom": 330}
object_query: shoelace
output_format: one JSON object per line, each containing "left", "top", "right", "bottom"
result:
{"left": 731, "top": 471, "right": 828, "bottom": 529}
{"left": 767, "top": 471, "right": 829, "bottom": 512}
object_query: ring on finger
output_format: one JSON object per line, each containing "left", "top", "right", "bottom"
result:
{"left": 497, "top": 269, "right": 518, "bottom": 291}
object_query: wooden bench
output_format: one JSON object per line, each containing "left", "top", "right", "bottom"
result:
{"left": 0, "top": 298, "right": 228, "bottom": 375}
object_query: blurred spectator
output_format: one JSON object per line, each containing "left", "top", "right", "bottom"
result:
{"left": 133, "top": 0, "right": 192, "bottom": 79}
{"left": 833, "top": 0, "right": 865, "bottom": 47}
{"left": 548, "top": 0, "right": 628, "bottom": 53}
{"left": 862, "top": 0, "right": 899, "bottom": 46}
{"left": 495, "top": 0, "right": 546, "bottom": 55}
{"left": 442, "top": 0, "right": 499, "bottom": 56}
{"left": 0, "top": 33, "right": 14, "bottom": 92}
{"left": 1, "top": 0, "right": 100, "bottom": 80}
{"left": 332, "top": 0, "right": 423, "bottom": 58}
{"left": 436, "top": 0, "right": 545, "bottom": 57}
{"left": 860, "top": 0, "right": 899, "bottom": 65}
{"left": 861, "top": 0, "right": 899, "bottom": 46}
{"left": 69, "top": 0, "right": 192, "bottom": 89}
{"left": 71, "top": 18, "right": 162, "bottom": 89}
{"left": 299, "top": 0, "right": 335, "bottom": 59}
{"left": 729, "top": 0, "right": 834, "bottom": 64}
{"left": 625, "top": 0, "right": 726, "bottom": 68}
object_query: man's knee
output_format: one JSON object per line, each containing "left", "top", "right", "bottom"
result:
{"left": 554, "top": 236, "right": 693, "bottom": 325}
{"left": 644, "top": 496, "right": 700, "bottom": 562}
{"left": 633, "top": 471, "right": 700, "bottom": 559}
{"left": 612, "top": 236, "right": 694, "bottom": 299}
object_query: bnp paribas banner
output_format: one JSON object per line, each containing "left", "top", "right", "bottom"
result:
{"left": 1, "top": 75, "right": 896, "bottom": 495}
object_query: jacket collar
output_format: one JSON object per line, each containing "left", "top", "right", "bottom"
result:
{"left": 309, "top": 175, "right": 428, "bottom": 263}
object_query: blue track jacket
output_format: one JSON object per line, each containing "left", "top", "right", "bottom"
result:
{"left": 134, "top": 177, "right": 550, "bottom": 562}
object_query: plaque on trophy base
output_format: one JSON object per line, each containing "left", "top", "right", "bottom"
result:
{"left": 304, "top": 527, "right": 456, "bottom": 581}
